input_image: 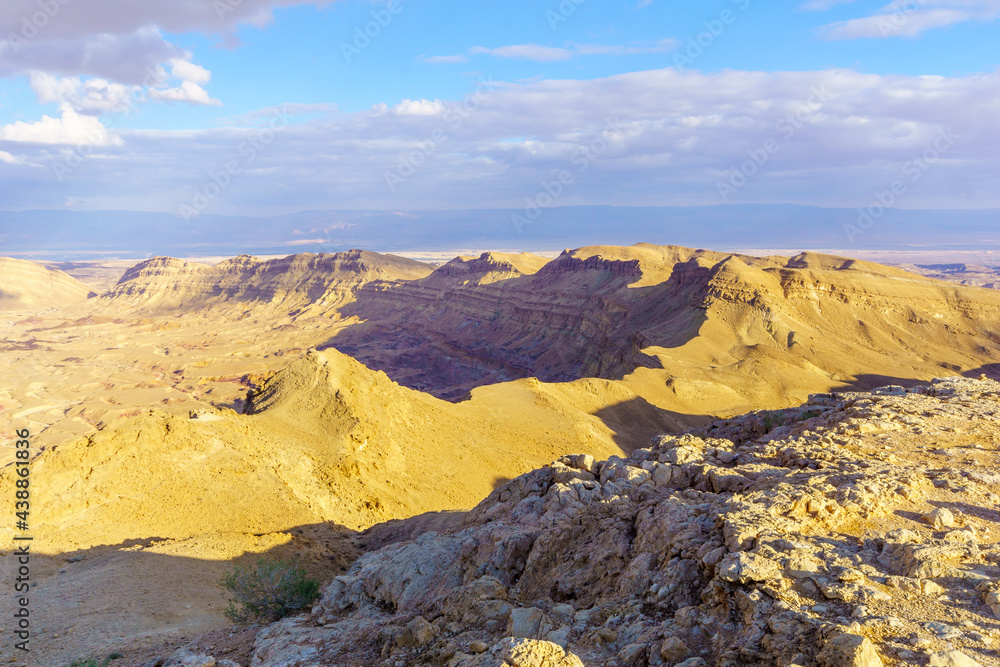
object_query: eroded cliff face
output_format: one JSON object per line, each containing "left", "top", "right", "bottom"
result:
{"left": 327, "top": 245, "right": 1000, "bottom": 405}
{"left": 100, "top": 250, "right": 434, "bottom": 313}
{"left": 0, "top": 256, "right": 95, "bottom": 309}
{"left": 901, "top": 263, "right": 1000, "bottom": 290}
{"left": 7, "top": 244, "right": 1000, "bottom": 465}
{"left": 54, "top": 244, "right": 1000, "bottom": 409}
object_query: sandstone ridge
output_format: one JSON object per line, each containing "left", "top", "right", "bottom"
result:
{"left": 0, "top": 346, "right": 684, "bottom": 553}
{"left": 98, "top": 250, "right": 434, "bottom": 313}
{"left": 332, "top": 244, "right": 1000, "bottom": 406}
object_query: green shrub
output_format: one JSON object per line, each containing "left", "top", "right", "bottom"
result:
{"left": 64, "top": 658, "right": 111, "bottom": 667}
{"left": 220, "top": 557, "right": 320, "bottom": 624}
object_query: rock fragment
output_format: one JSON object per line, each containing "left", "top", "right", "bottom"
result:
{"left": 239, "top": 376, "right": 1000, "bottom": 667}
{"left": 716, "top": 552, "right": 779, "bottom": 584}
{"left": 508, "top": 607, "right": 545, "bottom": 639}
{"left": 816, "top": 633, "right": 883, "bottom": 667}
{"left": 499, "top": 637, "right": 585, "bottom": 667}
{"left": 928, "top": 650, "right": 984, "bottom": 667}
{"left": 921, "top": 507, "right": 956, "bottom": 529}
{"left": 397, "top": 616, "right": 437, "bottom": 648}
{"left": 659, "top": 636, "right": 691, "bottom": 662}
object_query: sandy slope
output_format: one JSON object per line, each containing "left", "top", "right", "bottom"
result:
{"left": 0, "top": 257, "right": 95, "bottom": 310}
{"left": 10, "top": 348, "right": 675, "bottom": 553}
{"left": 0, "top": 349, "right": 673, "bottom": 665}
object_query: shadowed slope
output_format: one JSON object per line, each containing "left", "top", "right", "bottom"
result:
{"left": 2, "top": 347, "right": 692, "bottom": 553}
{"left": 327, "top": 244, "right": 1000, "bottom": 412}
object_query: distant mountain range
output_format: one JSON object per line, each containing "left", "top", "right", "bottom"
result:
{"left": 1, "top": 204, "right": 998, "bottom": 260}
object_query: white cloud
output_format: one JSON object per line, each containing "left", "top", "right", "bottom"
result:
{"left": 421, "top": 54, "right": 469, "bottom": 64}
{"left": 23, "top": 60, "right": 220, "bottom": 116}
{"left": 0, "top": 1, "right": 339, "bottom": 41}
{"left": 5, "top": 67, "right": 1000, "bottom": 212}
{"left": 817, "top": 0, "right": 1000, "bottom": 38}
{"left": 0, "top": 150, "right": 23, "bottom": 164}
{"left": 149, "top": 80, "right": 222, "bottom": 106}
{"left": 0, "top": 104, "right": 122, "bottom": 146}
{"left": 0, "top": 27, "right": 183, "bottom": 84}
{"left": 432, "top": 40, "right": 678, "bottom": 64}
{"left": 392, "top": 99, "right": 445, "bottom": 116}
{"left": 0, "top": 2, "right": 338, "bottom": 87}
{"left": 572, "top": 39, "right": 678, "bottom": 56}
{"left": 169, "top": 59, "right": 212, "bottom": 85}
{"left": 29, "top": 72, "right": 138, "bottom": 114}
{"left": 470, "top": 44, "right": 574, "bottom": 62}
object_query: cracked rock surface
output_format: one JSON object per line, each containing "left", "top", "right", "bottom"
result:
{"left": 211, "top": 377, "right": 1000, "bottom": 665}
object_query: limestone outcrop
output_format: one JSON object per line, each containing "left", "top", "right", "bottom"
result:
{"left": 240, "top": 376, "right": 1000, "bottom": 666}
{"left": 99, "top": 250, "right": 433, "bottom": 313}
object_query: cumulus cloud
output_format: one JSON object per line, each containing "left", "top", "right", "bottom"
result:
{"left": 816, "top": 0, "right": 1000, "bottom": 38}
{"left": 430, "top": 39, "right": 678, "bottom": 64}
{"left": 169, "top": 59, "right": 212, "bottom": 86}
{"left": 0, "top": 27, "right": 183, "bottom": 84}
{"left": 392, "top": 99, "right": 446, "bottom": 116}
{"left": 0, "top": 0, "right": 339, "bottom": 41}
{"left": 0, "top": 1, "right": 338, "bottom": 89}
{"left": 0, "top": 2, "right": 328, "bottom": 131}
{"left": 29, "top": 72, "right": 138, "bottom": 114}
{"left": 23, "top": 55, "right": 222, "bottom": 117}
{"left": 4, "top": 68, "right": 999, "bottom": 212}
{"left": 0, "top": 104, "right": 122, "bottom": 146}
{"left": 149, "top": 80, "right": 222, "bottom": 106}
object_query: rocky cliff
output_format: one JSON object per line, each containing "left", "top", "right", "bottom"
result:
{"left": 227, "top": 375, "right": 1000, "bottom": 667}
{"left": 901, "top": 264, "right": 1000, "bottom": 290}
{"left": 99, "top": 250, "right": 434, "bottom": 313}
{"left": 330, "top": 245, "right": 1000, "bottom": 408}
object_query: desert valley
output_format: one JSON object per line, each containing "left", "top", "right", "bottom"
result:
{"left": 1, "top": 245, "right": 1000, "bottom": 667}
{"left": 4, "top": 1, "right": 1000, "bottom": 664}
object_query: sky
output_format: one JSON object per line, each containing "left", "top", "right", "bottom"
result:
{"left": 0, "top": 0, "right": 998, "bottom": 221}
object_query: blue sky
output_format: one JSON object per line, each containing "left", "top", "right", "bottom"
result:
{"left": 0, "top": 0, "right": 998, "bottom": 220}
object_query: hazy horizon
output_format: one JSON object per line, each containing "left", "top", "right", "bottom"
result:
{"left": 2, "top": 1, "right": 1000, "bottom": 249}
{"left": 2, "top": 204, "right": 999, "bottom": 262}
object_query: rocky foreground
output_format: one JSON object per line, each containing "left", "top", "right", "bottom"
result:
{"left": 155, "top": 376, "right": 1000, "bottom": 667}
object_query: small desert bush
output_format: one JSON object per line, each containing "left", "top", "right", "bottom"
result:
{"left": 220, "top": 557, "right": 320, "bottom": 624}
{"left": 63, "top": 658, "right": 111, "bottom": 667}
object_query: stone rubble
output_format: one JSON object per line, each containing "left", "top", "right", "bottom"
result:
{"left": 191, "top": 377, "right": 1000, "bottom": 666}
